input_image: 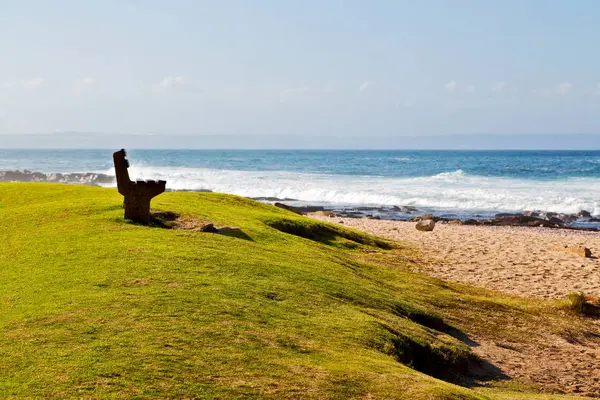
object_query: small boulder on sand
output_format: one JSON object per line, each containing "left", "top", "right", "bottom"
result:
{"left": 448, "top": 220, "right": 463, "bottom": 225}
{"left": 416, "top": 219, "right": 436, "bottom": 232}
{"left": 559, "top": 246, "right": 592, "bottom": 258}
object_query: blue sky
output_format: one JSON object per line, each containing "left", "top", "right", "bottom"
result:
{"left": 1, "top": 0, "right": 599, "bottom": 137}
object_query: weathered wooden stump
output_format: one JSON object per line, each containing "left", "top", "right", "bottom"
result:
{"left": 113, "top": 149, "right": 166, "bottom": 223}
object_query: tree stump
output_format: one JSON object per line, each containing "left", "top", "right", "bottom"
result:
{"left": 113, "top": 149, "right": 166, "bottom": 223}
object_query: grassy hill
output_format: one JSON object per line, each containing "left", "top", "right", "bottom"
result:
{"left": 0, "top": 183, "right": 592, "bottom": 399}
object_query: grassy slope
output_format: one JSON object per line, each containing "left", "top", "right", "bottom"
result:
{"left": 0, "top": 183, "right": 590, "bottom": 399}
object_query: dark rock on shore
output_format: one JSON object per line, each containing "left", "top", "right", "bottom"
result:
{"left": 0, "top": 169, "right": 115, "bottom": 185}
{"left": 274, "top": 202, "right": 325, "bottom": 215}
{"left": 411, "top": 214, "right": 452, "bottom": 223}
{"left": 492, "top": 214, "right": 564, "bottom": 228}
{"left": 578, "top": 210, "right": 592, "bottom": 218}
{"left": 393, "top": 205, "right": 419, "bottom": 213}
{"left": 336, "top": 211, "right": 364, "bottom": 218}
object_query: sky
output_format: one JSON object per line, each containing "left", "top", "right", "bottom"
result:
{"left": 1, "top": 0, "right": 600, "bottom": 139}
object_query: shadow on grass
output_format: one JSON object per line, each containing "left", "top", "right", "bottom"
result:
{"left": 264, "top": 217, "right": 392, "bottom": 250}
{"left": 117, "top": 211, "right": 254, "bottom": 241}
{"left": 380, "top": 321, "right": 508, "bottom": 388}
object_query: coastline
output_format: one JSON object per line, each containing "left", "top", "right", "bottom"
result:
{"left": 311, "top": 215, "right": 600, "bottom": 299}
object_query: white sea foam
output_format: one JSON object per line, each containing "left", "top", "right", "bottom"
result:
{"left": 99, "top": 166, "right": 600, "bottom": 215}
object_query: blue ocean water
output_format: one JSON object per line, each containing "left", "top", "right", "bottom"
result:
{"left": 2, "top": 149, "right": 600, "bottom": 217}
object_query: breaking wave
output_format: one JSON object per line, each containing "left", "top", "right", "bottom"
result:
{"left": 3, "top": 166, "right": 600, "bottom": 215}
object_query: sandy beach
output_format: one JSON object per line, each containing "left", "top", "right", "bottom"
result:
{"left": 312, "top": 216, "right": 600, "bottom": 299}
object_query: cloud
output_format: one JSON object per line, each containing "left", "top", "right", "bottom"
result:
{"left": 491, "top": 81, "right": 506, "bottom": 92}
{"left": 556, "top": 82, "right": 572, "bottom": 96}
{"left": 3, "top": 77, "right": 44, "bottom": 90}
{"left": 279, "top": 87, "right": 311, "bottom": 103}
{"left": 467, "top": 85, "right": 476, "bottom": 94}
{"left": 73, "top": 77, "right": 95, "bottom": 93}
{"left": 152, "top": 76, "right": 187, "bottom": 93}
{"left": 444, "top": 81, "right": 457, "bottom": 93}
{"left": 359, "top": 81, "right": 372, "bottom": 93}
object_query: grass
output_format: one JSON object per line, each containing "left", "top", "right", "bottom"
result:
{"left": 0, "top": 183, "right": 595, "bottom": 399}
{"left": 567, "top": 292, "right": 600, "bottom": 316}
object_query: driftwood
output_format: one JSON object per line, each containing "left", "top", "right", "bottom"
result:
{"left": 113, "top": 149, "right": 166, "bottom": 223}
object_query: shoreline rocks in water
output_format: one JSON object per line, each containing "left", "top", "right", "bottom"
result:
{"left": 269, "top": 200, "right": 599, "bottom": 232}
{"left": 0, "top": 169, "right": 115, "bottom": 185}
{"left": 274, "top": 202, "right": 325, "bottom": 215}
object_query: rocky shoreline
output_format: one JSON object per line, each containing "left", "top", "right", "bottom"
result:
{"left": 274, "top": 202, "right": 600, "bottom": 232}
{"left": 0, "top": 170, "right": 115, "bottom": 185}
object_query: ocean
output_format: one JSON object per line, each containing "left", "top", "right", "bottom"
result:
{"left": 2, "top": 149, "right": 600, "bottom": 220}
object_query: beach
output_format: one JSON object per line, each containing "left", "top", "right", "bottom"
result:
{"left": 311, "top": 215, "right": 600, "bottom": 299}
{"left": 311, "top": 215, "right": 600, "bottom": 396}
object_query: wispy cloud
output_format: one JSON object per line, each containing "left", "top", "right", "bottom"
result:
{"left": 359, "top": 81, "right": 372, "bottom": 93}
{"left": 152, "top": 76, "right": 187, "bottom": 93}
{"left": 3, "top": 77, "right": 44, "bottom": 90}
{"left": 556, "top": 82, "right": 572, "bottom": 96}
{"left": 491, "top": 81, "right": 506, "bottom": 93}
{"left": 279, "top": 87, "right": 311, "bottom": 103}
{"left": 73, "top": 77, "right": 95, "bottom": 93}
{"left": 444, "top": 80, "right": 457, "bottom": 93}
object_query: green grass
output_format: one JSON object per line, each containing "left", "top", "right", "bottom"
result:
{"left": 0, "top": 183, "right": 593, "bottom": 399}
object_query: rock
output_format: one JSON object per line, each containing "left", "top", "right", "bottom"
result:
{"left": 356, "top": 206, "right": 379, "bottom": 211}
{"left": 448, "top": 220, "right": 463, "bottom": 225}
{"left": 366, "top": 215, "right": 381, "bottom": 220}
{"left": 336, "top": 211, "right": 363, "bottom": 218}
{"left": 393, "top": 205, "right": 419, "bottom": 213}
{"left": 560, "top": 246, "right": 592, "bottom": 258}
{"left": 556, "top": 213, "right": 577, "bottom": 223}
{"left": 578, "top": 210, "right": 592, "bottom": 218}
{"left": 415, "top": 219, "right": 435, "bottom": 232}
{"left": 548, "top": 217, "right": 566, "bottom": 226}
{"left": 274, "top": 202, "right": 324, "bottom": 215}
{"left": 217, "top": 227, "right": 242, "bottom": 233}
{"left": 309, "top": 210, "right": 336, "bottom": 217}
{"left": 495, "top": 213, "right": 521, "bottom": 219}
{"left": 494, "top": 214, "right": 557, "bottom": 228}
{"left": 200, "top": 223, "right": 218, "bottom": 233}
{"left": 412, "top": 213, "right": 434, "bottom": 222}
{"left": 523, "top": 210, "right": 540, "bottom": 218}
